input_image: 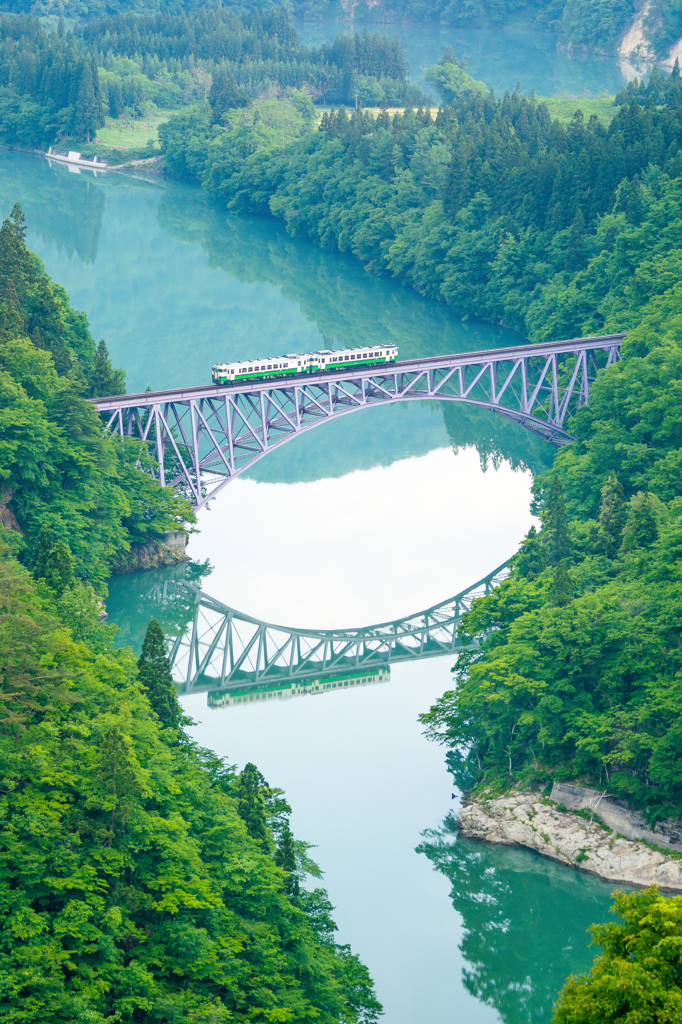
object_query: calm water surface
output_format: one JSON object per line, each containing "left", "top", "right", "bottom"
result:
{"left": 1, "top": 141, "right": 618, "bottom": 1023}
{"left": 296, "top": 18, "right": 631, "bottom": 97}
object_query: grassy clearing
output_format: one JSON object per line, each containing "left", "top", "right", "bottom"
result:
{"left": 540, "top": 93, "right": 617, "bottom": 126}
{"left": 95, "top": 109, "right": 180, "bottom": 149}
{"left": 319, "top": 97, "right": 616, "bottom": 126}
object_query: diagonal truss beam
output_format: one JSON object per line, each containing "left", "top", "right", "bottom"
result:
{"left": 94, "top": 335, "right": 624, "bottom": 510}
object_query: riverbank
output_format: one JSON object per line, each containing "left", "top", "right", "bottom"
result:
{"left": 457, "top": 791, "right": 682, "bottom": 891}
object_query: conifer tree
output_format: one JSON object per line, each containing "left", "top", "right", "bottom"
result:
{"left": 137, "top": 618, "right": 183, "bottom": 729}
{"left": 550, "top": 563, "right": 574, "bottom": 607}
{"left": 74, "top": 59, "right": 103, "bottom": 142}
{"left": 275, "top": 820, "right": 299, "bottom": 897}
{"left": 88, "top": 339, "right": 125, "bottom": 398}
{"left": 543, "top": 478, "right": 571, "bottom": 565}
{"left": 9, "top": 203, "right": 26, "bottom": 245}
{"left": 30, "top": 525, "right": 57, "bottom": 579}
{"left": 208, "top": 66, "right": 247, "bottom": 123}
{"left": 514, "top": 525, "right": 545, "bottom": 579}
{"left": 31, "top": 528, "right": 74, "bottom": 597}
{"left": 376, "top": 97, "right": 390, "bottom": 130}
{"left": 598, "top": 472, "right": 626, "bottom": 557}
{"left": 234, "top": 762, "right": 271, "bottom": 850}
{"left": 621, "top": 492, "right": 660, "bottom": 552}
{"left": 0, "top": 280, "right": 25, "bottom": 341}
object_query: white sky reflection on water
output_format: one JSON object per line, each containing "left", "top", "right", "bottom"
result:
{"left": 187, "top": 445, "right": 536, "bottom": 627}
{"left": 183, "top": 656, "right": 501, "bottom": 1024}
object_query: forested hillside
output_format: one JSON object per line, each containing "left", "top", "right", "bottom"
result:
{"left": 158, "top": 68, "right": 682, "bottom": 342}
{"left": 12, "top": 0, "right": 682, "bottom": 59}
{"left": 0, "top": 208, "right": 381, "bottom": 1022}
{"left": 397, "top": 81, "right": 682, "bottom": 819}
{"left": 0, "top": 11, "right": 423, "bottom": 149}
{"left": 0, "top": 203, "right": 194, "bottom": 588}
{"left": 157, "top": 61, "right": 682, "bottom": 818}
{"left": 0, "top": 545, "right": 381, "bottom": 1022}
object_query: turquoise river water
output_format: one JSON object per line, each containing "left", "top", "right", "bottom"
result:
{"left": 1, "top": 33, "right": 628, "bottom": 1017}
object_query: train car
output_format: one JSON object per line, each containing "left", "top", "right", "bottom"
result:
{"left": 212, "top": 344, "right": 398, "bottom": 384}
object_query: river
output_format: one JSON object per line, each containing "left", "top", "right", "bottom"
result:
{"left": 295, "top": 17, "right": 631, "bottom": 97}
{"left": 0, "top": 33, "right": 622, "bottom": 1016}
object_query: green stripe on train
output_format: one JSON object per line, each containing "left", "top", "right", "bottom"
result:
{"left": 214, "top": 357, "right": 396, "bottom": 383}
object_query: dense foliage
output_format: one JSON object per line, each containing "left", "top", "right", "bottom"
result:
{"left": 11, "top": 0, "right": 682, "bottom": 61}
{"left": 80, "top": 8, "right": 420, "bottom": 109}
{"left": 417, "top": 179, "right": 682, "bottom": 815}
{"left": 0, "top": 14, "right": 105, "bottom": 146}
{"left": 0, "top": 209, "right": 380, "bottom": 1022}
{"left": 157, "top": 54, "right": 682, "bottom": 819}
{"left": 0, "top": 540, "right": 381, "bottom": 1022}
{"left": 553, "top": 888, "right": 682, "bottom": 1023}
{"left": 0, "top": 10, "right": 422, "bottom": 147}
{"left": 0, "top": 204, "right": 192, "bottom": 587}
{"left": 159, "top": 69, "right": 682, "bottom": 821}
{"left": 160, "top": 67, "right": 682, "bottom": 345}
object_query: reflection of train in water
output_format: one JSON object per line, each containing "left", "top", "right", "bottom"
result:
{"left": 212, "top": 344, "right": 398, "bottom": 385}
{"left": 207, "top": 667, "right": 390, "bottom": 709}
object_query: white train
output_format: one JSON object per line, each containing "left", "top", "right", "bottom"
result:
{"left": 212, "top": 344, "right": 398, "bottom": 384}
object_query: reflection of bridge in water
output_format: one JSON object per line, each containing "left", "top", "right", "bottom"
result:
{"left": 95, "top": 335, "right": 623, "bottom": 509}
{"left": 153, "top": 563, "right": 508, "bottom": 704}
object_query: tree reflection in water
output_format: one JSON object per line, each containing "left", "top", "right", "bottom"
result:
{"left": 106, "top": 559, "right": 213, "bottom": 654}
{"left": 417, "top": 815, "right": 618, "bottom": 1024}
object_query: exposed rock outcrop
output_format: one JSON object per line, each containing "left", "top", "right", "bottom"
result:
{"left": 618, "top": 0, "right": 656, "bottom": 80}
{"left": 0, "top": 488, "right": 21, "bottom": 534}
{"left": 457, "top": 791, "right": 682, "bottom": 891}
{"left": 112, "top": 530, "right": 189, "bottom": 573}
{"left": 551, "top": 782, "right": 682, "bottom": 852}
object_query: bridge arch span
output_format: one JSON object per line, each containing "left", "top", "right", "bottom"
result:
{"left": 95, "top": 335, "right": 623, "bottom": 510}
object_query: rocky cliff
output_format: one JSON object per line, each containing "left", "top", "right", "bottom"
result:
{"left": 458, "top": 791, "right": 682, "bottom": 891}
{"left": 112, "top": 530, "right": 189, "bottom": 573}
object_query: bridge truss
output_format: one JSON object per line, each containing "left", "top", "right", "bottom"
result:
{"left": 152, "top": 563, "right": 509, "bottom": 696}
{"left": 95, "top": 335, "right": 623, "bottom": 510}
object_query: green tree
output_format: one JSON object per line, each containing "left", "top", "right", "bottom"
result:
{"left": 543, "top": 478, "right": 571, "bottom": 565}
{"left": 275, "top": 820, "right": 299, "bottom": 897}
{"left": 73, "top": 58, "right": 103, "bottom": 142}
{"left": 87, "top": 339, "right": 125, "bottom": 398}
{"left": 598, "top": 472, "right": 626, "bottom": 557}
{"left": 29, "top": 524, "right": 54, "bottom": 575}
{"left": 621, "top": 491, "right": 661, "bottom": 551}
{"left": 513, "top": 525, "right": 545, "bottom": 579}
{"left": 553, "top": 888, "right": 682, "bottom": 1023}
{"left": 233, "top": 762, "right": 272, "bottom": 850}
{"left": 137, "top": 618, "right": 182, "bottom": 729}
{"left": 40, "top": 538, "right": 74, "bottom": 596}
{"left": 550, "top": 563, "right": 574, "bottom": 607}
{"left": 0, "top": 542, "right": 382, "bottom": 1022}
{"left": 208, "top": 66, "right": 248, "bottom": 123}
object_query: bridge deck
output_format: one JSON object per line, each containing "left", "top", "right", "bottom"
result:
{"left": 94, "top": 333, "right": 625, "bottom": 508}
{"left": 93, "top": 334, "right": 625, "bottom": 410}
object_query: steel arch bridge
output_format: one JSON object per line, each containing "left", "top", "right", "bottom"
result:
{"left": 150, "top": 562, "right": 509, "bottom": 697}
{"left": 95, "top": 335, "right": 623, "bottom": 510}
